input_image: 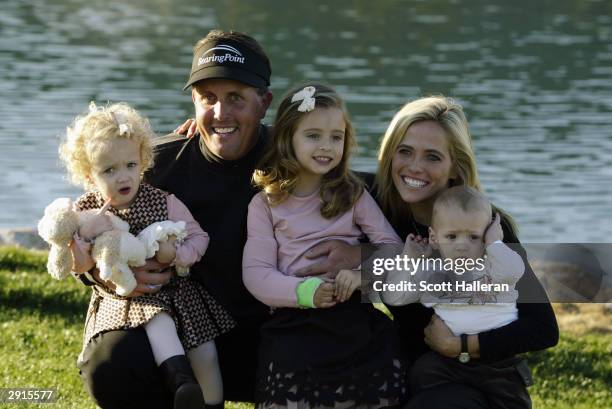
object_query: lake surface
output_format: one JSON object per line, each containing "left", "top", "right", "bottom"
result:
{"left": 1, "top": 0, "right": 611, "bottom": 242}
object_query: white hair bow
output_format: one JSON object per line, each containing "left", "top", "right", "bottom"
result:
{"left": 113, "top": 112, "right": 132, "bottom": 137}
{"left": 118, "top": 123, "right": 131, "bottom": 137}
{"left": 88, "top": 101, "right": 132, "bottom": 137}
{"left": 291, "top": 86, "right": 316, "bottom": 112}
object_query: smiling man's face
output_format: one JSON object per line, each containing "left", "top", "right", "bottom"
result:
{"left": 192, "top": 79, "right": 272, "bottom": 161}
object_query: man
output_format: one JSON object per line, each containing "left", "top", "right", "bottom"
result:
{"left": 76, "top": 30, "right": 363, "bottom": 409}
{"left": 145, "top": 30, "right": 273, "bottom": 404}
{"left": 77, "top": 30, "right": 273, "bottom": 408}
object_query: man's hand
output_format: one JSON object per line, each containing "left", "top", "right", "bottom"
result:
{"left": 403, "top": 233, "right": 432, "bottom": 258}
{"left": 173, "top": 119, "right": 197, "bottom": 138}
{"left": 334, "top": 269, "right": 360, "bottom": 302}
{"left": 484, "top": 212, "right": 503, "bottom": 247}
{"left": 293, "top": 240, "right": 361, "bottom": 278}
{"left": 92, "top": 259, "right": 173, "bottom": 297}
{"left": 313, "top": 282, "right": 336, "bottom": 308}
{"left": 79, "top": 200, "right": 113, "bottom": 242}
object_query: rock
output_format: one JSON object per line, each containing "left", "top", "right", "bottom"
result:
{"left": 0, "top": 228, "right": 48, "bottom": 250}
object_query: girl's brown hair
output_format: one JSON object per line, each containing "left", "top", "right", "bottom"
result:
{"left": 253, "top": 83, "right": 363, "bottom": 218}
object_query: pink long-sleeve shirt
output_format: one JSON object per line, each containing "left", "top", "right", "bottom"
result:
{"left": 166, "top": 194, "right": 210, "bottom": 268}
{"left": 242, "top": 189, "right": 401, "bottom": 307}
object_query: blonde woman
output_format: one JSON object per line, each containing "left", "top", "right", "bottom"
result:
{"left": 301, "top": 96, "right": 559, "bottom": 408}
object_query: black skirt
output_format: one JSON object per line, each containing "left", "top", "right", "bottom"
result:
{"left": 256, "top": 294, "right": 406, "bottom": 407}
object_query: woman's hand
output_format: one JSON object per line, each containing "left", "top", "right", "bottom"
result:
{"left": 313, "top": 282, "right": 336, "bottom": 308}
{"left": 92, "top": 259, "right": 173, "bottom": 297}
{"left": 173, "top": 118, "right": 197, "bottom": 138}
{"left": 424, "top": 315, "right": 461, "bottom": 358}
{"left": 293, "top": 240, "right": 361, "bottom": 279}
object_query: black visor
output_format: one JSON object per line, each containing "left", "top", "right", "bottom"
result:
{"left": 183, "top": 39, "right": 271, "bottom": 90}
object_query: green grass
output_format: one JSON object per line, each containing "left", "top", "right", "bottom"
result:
{"left": 1, "top": 247, "right": 610, "bottom": 408}
{"left": 528, "top": 334, "right": 611, "bottom": 409}
{"left": 0, "top": 249, "right": 92, "bottom": 408}
{"left": 0, "top": 246, "right": 48, "bottom": 273}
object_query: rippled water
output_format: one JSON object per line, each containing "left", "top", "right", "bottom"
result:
{"left": 1, "top": 0, "right": 611, "bottom": 242}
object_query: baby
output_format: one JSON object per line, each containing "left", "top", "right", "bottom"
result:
{"left": 383, "top": 186, "right": 532, "bottom": 409}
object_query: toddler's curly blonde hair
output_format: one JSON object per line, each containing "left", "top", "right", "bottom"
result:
{"left": 59, "top": 102, "right": 154, "bottom": 189}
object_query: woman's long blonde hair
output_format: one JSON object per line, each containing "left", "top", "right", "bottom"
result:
{"left": 375, "top": 96, "right": 516, "bottom": 234}
{"left": 253, "top": 83, "right": 363, "bottom": 218}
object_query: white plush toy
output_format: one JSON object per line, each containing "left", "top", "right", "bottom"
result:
{"left": 38, "top": 197, "right": 145, "bottom": 296}
{"left": 37, "top": 198, "right": 80, "bottom": 281}
{"left": 137, "top": 220, "right": 189, "bottom": 276}
{"left": 38, "top": 198, "right": 189, "bottom": 296}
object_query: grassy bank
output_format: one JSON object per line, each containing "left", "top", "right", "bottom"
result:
{"left": 1, "top": 247, "right": 610, "bottom": 408}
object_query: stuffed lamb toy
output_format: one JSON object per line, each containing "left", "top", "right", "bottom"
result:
{"left": 38, "top": 198, "right": 187, "bottom": 296}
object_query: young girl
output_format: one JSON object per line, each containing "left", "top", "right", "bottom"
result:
{"left": 243, "top": 84, "right": 406, "bottom": 408}
{"left": 59, "top": 102, "right": 234, "bottom": 409}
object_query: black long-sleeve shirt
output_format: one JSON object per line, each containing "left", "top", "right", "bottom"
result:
{"left": 145, "top": 127, "right": 271, "bottom": 321}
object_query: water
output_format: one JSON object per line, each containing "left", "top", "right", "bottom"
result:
{"left": 1, "top": 0, "right": 611, "bottom": 242}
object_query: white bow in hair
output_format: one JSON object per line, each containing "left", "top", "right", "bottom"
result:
{"left": 118, "top": 123, "right": 132, "bottom": 137}
{"left": 291, "top": 86, "right": 316, "bottom": 112}
{"left": 113, "top": 111, "right": 132, "bottom": 137}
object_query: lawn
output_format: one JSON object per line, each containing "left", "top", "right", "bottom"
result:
{"left": 0, "top": 246, "right": 610, "bottom": 408}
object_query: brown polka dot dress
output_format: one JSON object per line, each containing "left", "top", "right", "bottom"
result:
{"left": 75, "top": 184, "right": 235, "bottom": 355}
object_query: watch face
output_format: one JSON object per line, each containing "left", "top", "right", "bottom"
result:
{"left": 458, "top": 352, "right": 470, "bottom": 363}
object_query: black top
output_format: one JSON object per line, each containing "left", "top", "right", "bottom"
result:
{"left": 145, "top": 126, "right": 270, "bottom": 320}
{"left": 357, "top": 172, "right": 560, "bottom": 362}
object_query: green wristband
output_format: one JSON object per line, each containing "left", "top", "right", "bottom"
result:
{"left": 296, "top": 277, "right": 324, "bottom": 308}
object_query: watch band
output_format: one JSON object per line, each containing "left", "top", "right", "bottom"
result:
{"left": 458, "top": 334, "right": 470, "bottom": 363}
